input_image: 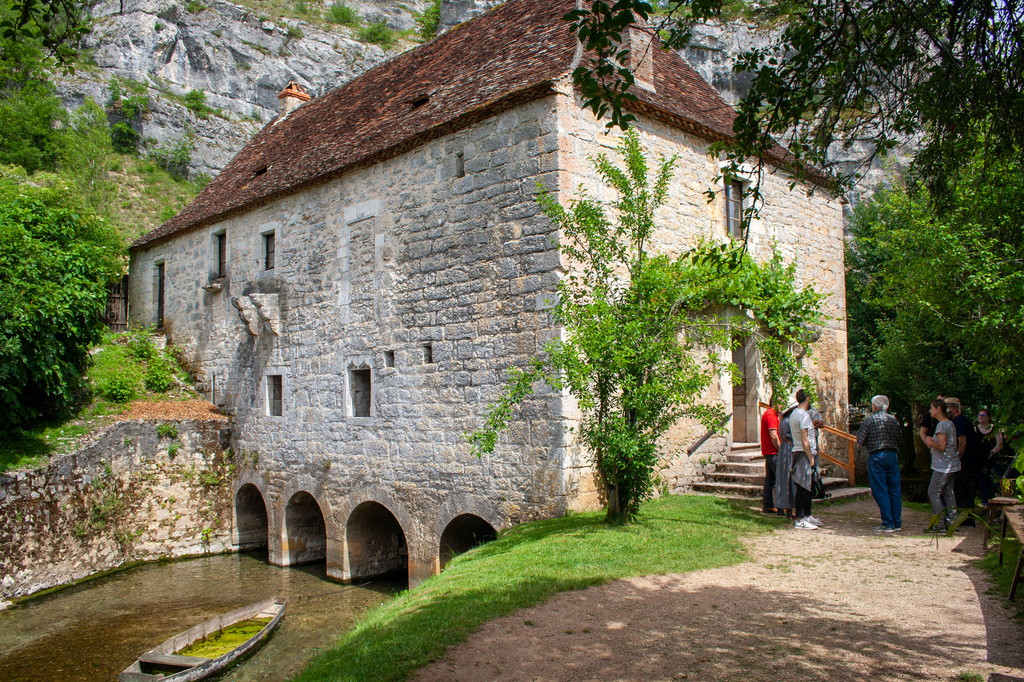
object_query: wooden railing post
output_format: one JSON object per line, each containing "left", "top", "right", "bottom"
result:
{"left": 847, "top": 440, "right": 856, "bottom": 487}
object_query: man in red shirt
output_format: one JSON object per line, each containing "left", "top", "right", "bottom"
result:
{"left": 760, "top": 396, "right": 781, "bottom": 513}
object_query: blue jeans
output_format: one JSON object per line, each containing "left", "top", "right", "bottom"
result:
{"left": 868, "top": 450, "right": 902, "bottom": 528}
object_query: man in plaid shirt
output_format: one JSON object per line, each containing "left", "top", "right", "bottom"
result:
{"left": 857, "top": 395, "right": 903, "bottom": 531}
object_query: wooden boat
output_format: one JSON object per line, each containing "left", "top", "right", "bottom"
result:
{"left": 119, "top": 597, "right": 287, "bottom": 681}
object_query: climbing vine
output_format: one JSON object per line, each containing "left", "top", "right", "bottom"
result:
{"left": 470, "top": 129, "right": 824, "bottom": 524}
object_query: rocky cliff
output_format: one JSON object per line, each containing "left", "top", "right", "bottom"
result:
{"left": 58, "top": 0, "right": 428, "bottom": 177}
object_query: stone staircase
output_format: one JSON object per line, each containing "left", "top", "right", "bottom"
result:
{"left": 692, "top": 441, "right": 867, "bottom": 500}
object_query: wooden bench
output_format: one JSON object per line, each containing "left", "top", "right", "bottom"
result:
{"left": 998, "top": 505, "right": 1024, "bottom": 600}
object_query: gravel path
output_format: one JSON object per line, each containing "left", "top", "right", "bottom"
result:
{"left": 413, "top": 498, "right": 1024, "bottom": 681}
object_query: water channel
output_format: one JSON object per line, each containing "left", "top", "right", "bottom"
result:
{"left": 0, "top": 553, "right": 402, "bottom": 681}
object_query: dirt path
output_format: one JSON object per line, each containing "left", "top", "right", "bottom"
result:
{"left": 413, "top": 498, "right": 1024, "bottom": 681}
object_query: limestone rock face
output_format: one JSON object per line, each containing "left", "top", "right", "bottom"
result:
{"left": 56, "top": 0, "right": 424, "bottom": 177}
{"left": 438, "top": 0, "right": 504, "bottom": 33}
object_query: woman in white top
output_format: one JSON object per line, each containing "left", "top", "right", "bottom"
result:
{"left": 922, "top": 399, "right": 960, "bottom": 531}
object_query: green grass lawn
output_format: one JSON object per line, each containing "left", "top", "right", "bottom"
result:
{"left": 978, "top": 537, "right": 1023, "bottom": 619}
{"left": 0, "top": 329, "right": 198, "bottom": 473}
{"left": 296, "top": 495, "right": 781, "bottom": 682}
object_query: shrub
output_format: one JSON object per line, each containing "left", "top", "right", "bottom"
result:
{"left": 286, "top": 25, "right": 303, "bottom": 40}
{"left": 0, "top": 175, "right": 124, "bottom": 428}
{"left": 97, "top": 372, "right": 138, "bottom": 403}
{"left": 417, "top": 0, "right": 441, "bottom": 39}
{"left": 148, "top": 134, "right": 195, "bottom": 180}
{"left": 144, "top": 357, "right": 174, "bottom": 392}
{"left": 183, "top": 90, "right": 214, "bottom": 119}
{"left": 357, "top": 20, "right": 395, "bottom": 47}
{"left": 124, "top": 327, "right": 156, "bottom": 361}
{"left": 325, "top": 1, "right": 359, "bottom": 26}
{"left": 184, "top": 0, "right": 206, "bottom": 12}
{"left": 155, "top": 423, "right": 178, "bottom": 439}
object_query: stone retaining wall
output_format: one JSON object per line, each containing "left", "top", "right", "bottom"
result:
{"left": 0, "top": 419, "right": 234, "bottom": 603}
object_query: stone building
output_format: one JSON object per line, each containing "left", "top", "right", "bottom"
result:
{"left": 127, "top": 0, "right": 847, "bottom": 585}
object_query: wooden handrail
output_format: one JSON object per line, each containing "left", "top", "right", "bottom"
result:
{"left": 757, "top": 401, "right": 858, "bottom": 487}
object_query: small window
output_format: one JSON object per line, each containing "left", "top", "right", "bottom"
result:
{"left": 455, "top": 151, "right": 465, "bottom": 178}
{"left": 215, "top": 232, "right": 227, "bottom": 278}
{"left": 725, "top": 179, "right": 744, "bottom": 239}
{"left": 422, "top": 343, "right": 433, "bottom": 364}
{"left": 254, "top": 165, "right": 268, "bottom": 177}
{"left": 350, "top": 368, "right": 372, "bottom": 417}
{"left": 384, "top": 350, "right": 395, "bottom": 368}
{"left": 409, "top": 94, "right": 430, "bottom": 108}
{"left": 263, "top": 232, "right": 276, "bottom": 271}
{"left": 155, "top": 262, "right": 165, "bottom": 329}
{"left": 266, "top": 375, "right": 283, "bottom": 416}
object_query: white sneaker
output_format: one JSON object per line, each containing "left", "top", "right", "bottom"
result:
{"left": 794, "top": 519, "right": 819, "bottom": 530}
{"left": 805, "top": 515, "right": 823, "bottom": 526}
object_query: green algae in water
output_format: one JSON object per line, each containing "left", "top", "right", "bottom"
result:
{"left": 177, "top": 617, "right": 272, "bottom": 659}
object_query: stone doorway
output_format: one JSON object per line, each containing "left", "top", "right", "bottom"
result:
{"left": 732, "top": 336, "right": 760, "bottom": 443}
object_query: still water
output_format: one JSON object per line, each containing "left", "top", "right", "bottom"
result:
{"left": 0, "top": 553, "right": 401, "bottom": 681}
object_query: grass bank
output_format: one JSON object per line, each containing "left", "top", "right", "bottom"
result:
{"left": 0, "top": 329, "right": 198, "bottom": 472}
{"left": 296, "top": 495, "right": 780, "bottom": 682}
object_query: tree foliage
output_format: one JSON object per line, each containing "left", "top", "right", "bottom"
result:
{"left": 566, "top": 0, "right": 1024, "bottom": 199}
{"left": 471, "top": 130, "right": 823, "bottom": 523}
{"left": 0, "top": 37, "right": 66, "bottom": 173}
{"left": 0, "top": 169, "right": 124, "bottom": 430}
{"left": 0, "top": 0, "right": 89, "bottom": 65}
{"left": 846, "top": 151, "right": 1024, "bottom": 473}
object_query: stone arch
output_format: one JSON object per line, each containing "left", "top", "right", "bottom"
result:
{"left": 234, "top": 483, "right": 269, "bottom": 551}
{"left": 283, "top": 490, "right": 327, "bottom": 565}
{"left": 346, "top": 501, "right": 408, "bottom": 581}
{"left": 439, "top": 514, "right": 497, "bottom": 568}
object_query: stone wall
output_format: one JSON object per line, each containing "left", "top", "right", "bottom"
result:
{"left": 552, "top": 82, "right": 848, "bottom": 493}
{"left": 0, "top": 419, "right": 234, "bottom": 603}
{"left": 129, "top": 95, "right": 568, "bottom": 583}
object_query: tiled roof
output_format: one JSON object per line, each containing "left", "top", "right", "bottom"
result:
{"left": 131, "top": 0, "right": 760, "bottom": 249}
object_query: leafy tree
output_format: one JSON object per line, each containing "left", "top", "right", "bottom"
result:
{"left": 0, "top": 37, "right": 66, "bottom": 172}
{"left": 566, "top": 0, "right": 1023, "bottom": 199}
{"left": 58, "top": 97, "right": 116, "bottom": 211}
{"left": 846, "top": 151, "right": 1024, "bottom": 472}
{"left": 0, "top": 169, "right": 124, "bottom": 430}
{"left": 471, "top": 130, "right": 823, "bottom": 523}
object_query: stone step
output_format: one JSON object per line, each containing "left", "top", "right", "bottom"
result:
{"left": 725, "top": 451, "right": 764, "bottom": 463}
{"left": 692, "top": 476, "right": 851, "bottom": 499}
{"left": 715, "top": 461, "right": 765, "bottom": 475}
{"left": 731, "top": 442, "right": 761, "bottom": 452}
{"left": 710, "top": 471, "right": 765, "bottom": 485}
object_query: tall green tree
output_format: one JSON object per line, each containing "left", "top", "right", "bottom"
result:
{"left": 58, "top": 97, "right": 116, "bottom": 211}
{"left": 0, "top": 168, "right": 124, "bottom": 430}
{"left": 846, "top": 151, "right": 1024, "bottom": 471}
{"left": 471, "top": 130, "right": 823, "bottom": 523}
{"left": 0, "top": 37, "right": 66, "bottom": 173}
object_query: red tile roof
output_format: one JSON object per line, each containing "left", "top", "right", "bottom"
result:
{"left": 131, "top": 0, "right": 765, "bottom": 249}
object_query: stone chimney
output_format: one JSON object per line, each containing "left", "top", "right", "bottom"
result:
{"left": 628, "top": 27, "right": 656, "bottom": 92}
{"left": 277, "top": 81, "right": 311, "bottom": 116}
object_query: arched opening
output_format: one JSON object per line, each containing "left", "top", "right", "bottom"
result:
{"left": 439, "top": 514, "right": 497, "bottom": 568}
{"left": 346, "top": 501, "right": 408, "bottom": 582}
{"left": 235, "top": 484, "right": 269, "bottom": 553}
{"left": 284, "top": 491, "right": 327, "bottom": 566}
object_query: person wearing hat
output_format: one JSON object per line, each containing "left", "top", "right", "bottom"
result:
{"left": 946, "top": 398, "right": 978, "bottom": 522}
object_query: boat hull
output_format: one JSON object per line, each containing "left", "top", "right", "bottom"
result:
{"left": 119, "top": 596, "right": 287, "bottom": 681}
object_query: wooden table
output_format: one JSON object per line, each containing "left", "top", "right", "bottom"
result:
{"left": 998, "top": 505, "right": 1024, "bottom": 600}
{"left": 983, "top": 496, "right": 1020, "bottom": 551}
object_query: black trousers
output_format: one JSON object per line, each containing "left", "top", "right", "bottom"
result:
{"left": 762, "top": 455, "right": 777, "bottom": 510}
{"left": 794, "top": 483, "right": 812, "bottom": 518}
